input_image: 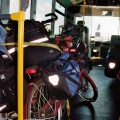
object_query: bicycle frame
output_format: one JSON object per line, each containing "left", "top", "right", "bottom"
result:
{"left": 24, "top": 52, "right": 97, "bottom": 119}
{"left": 43, "top": 99, "right": 63, "bottom": 116}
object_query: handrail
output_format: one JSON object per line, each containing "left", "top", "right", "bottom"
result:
{"left": 11, "top": 11, "right": 25, "bottom": 120}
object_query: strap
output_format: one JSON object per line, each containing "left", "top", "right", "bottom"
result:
{"left": 69, "top": 61, "right": 80, "bottom": 78}
{"left": 60, "top": 72, "right": 80, "bottom": 87}
{"left": 0, "top": 42, "right": 62, "bottom": 53}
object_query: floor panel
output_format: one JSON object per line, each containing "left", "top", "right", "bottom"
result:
{"left": 69, "top": 67, "right": 120, "bottom": 120}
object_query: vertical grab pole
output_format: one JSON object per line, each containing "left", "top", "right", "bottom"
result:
{"left": 66, "top": 100, "right": 70, "bottom": 118}
{"left": 11, "top": 11, "right": 25, "bottom": 120}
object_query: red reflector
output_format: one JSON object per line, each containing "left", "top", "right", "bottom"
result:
{"left": 61, "top": 46, "right": 68, "bottom": 52}
{"left": 25, "top": 69, "right": 36, "bottom": 74}
{"left": 69, "top": 49, "right": 76, "bottom": 53}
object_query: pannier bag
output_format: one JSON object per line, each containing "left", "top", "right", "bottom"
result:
{"left": 5, "top": 19, "right": 62, "bottom": 67}
{"left": 0, "top": 51, "right": 28, "bottom": 111}
{"left": 41, "top": 52, "right": 81, "bottom": 100}
{"left": 0, "top": 51, "right": 16, "bottom": 110}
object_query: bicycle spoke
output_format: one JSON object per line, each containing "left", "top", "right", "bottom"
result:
{"left": 25, "top": 80, "right": 63, "bottom": 119}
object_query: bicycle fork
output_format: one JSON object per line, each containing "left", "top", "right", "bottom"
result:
{"left": 43, "top": 99, "right": 63, "bottom": 116}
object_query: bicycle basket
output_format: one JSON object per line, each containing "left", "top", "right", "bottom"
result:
{"left": 41, "top": 53, "right": 80, "bottom": 100}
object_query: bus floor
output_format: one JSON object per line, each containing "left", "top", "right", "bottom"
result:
{"left": 69, "top": 66, "right": 120, "bottom": 120}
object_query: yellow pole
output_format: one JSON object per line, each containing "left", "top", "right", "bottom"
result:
{"left": 11, "top": 11, "right": 25, "bottom": 120}
{"left": 66, "top": 100, "right": 70, "bottom": 118}
{"left": 18, "top": 0, "right": 21, "bottom": 11}
{"left": 82, "top": 0, "right": 86, "bottom": 24}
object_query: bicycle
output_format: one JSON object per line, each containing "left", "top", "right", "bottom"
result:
{"left": 55, "top": 36, "right": 92, "bottom": 74}
{"left": 78, "top": 63, "right": 98, "bottom": 102}
{"left": 24, "top": 68, "right": 67, "bottom": 120}
{"left": 55, "top": 20, "right": 92, "bottom": 74}
{"left": 0, "top": 14, "right": 98, "bottom": 120}
{"left": 23, "top": 57, "right": 98, "bottom": 119}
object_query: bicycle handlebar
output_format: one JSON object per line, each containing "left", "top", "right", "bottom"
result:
{"left": 45, "top": 13, "right": 58, "bottom": 20}
{"left": 41, "top": 13, "right": 58, "bottom": 25}
{"left": 41, "top": 19, "right": 55, "bottom": 24}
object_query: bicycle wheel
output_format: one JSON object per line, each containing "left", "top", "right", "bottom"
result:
{"left": 82, "top": 59, "right": 92, "bottom": 74}
{"left": 78, "top": 71, "right": 98, "bottom": 102}
{"left": 24, "top": 78, "right": 63, "bottom": 120}
{"left": 82, "top": 63, "right": 90, "bottom": 74}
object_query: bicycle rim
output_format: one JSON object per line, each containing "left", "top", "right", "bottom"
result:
{"left": 24, "top": 78, "right": 62, "bottom": 120}
{"left": 78, "top": 72, "right": 98, "bottom": 102}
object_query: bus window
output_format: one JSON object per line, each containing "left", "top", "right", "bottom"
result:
{"left": 55, "top": 2, "right": 65, "bottom": 35}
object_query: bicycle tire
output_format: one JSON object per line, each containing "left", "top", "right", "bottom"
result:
{"left": 80, "top": 59, "right": 92, "bottom": 74}
{"left": 82, "top": 64, "right": 90, "bottom": 74}
{"left": 24, "top": 77, "right": 63, "bottom": 120}
{"left": 78, "top": 71, "right": 98, "bottom": 102}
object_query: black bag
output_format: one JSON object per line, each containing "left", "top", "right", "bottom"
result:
{"left": 0, "top": 51, "right": 28, "bottom": 112}
{"left": 5, "top": 19, "right": 62, "bottom": 67}
{"left": 0, "top": 51, "right": 17, "bottom": 110}
{"left": 109, "top": 44, "right": 120, "bottom": 59}
{"left": 41, "top": 52, "right": 81, "bottom": 100}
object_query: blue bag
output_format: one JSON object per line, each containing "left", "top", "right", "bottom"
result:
{"left": 41, "top": 52, "right": 81, "bottom": 100}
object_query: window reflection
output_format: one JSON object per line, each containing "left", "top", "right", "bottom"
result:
{"left": 55, "top": 2, "right": 65, "bottom": 35}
